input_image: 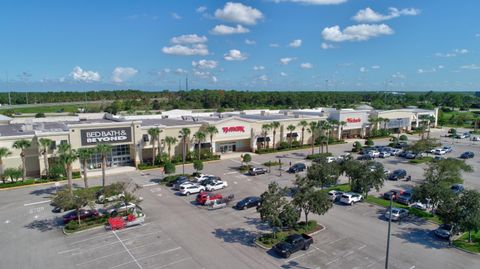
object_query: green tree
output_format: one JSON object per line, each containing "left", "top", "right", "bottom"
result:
{"left": 271, "top": 121, "right": 280, "bottom": 150}
{"left": 307, "top": 121, "right": 318, "bottom": 155}
{"left": 279, "top": 203, "right": 300, "bottom": 230}
{"left": 0, "top": 147, "right": 12, "bottom": 183}
{"left": 12, "top": 139, "right": 32, "bottom": 181}
{"left": 3, "top": 168, "right": 22, "bottom": 183}
{"left": 193, "top": 160, "right": 203, "bottom": 173}
{"left": 205, "top": 125, "right": 219, "bottom": 153}
{"left": 148, "top": 127, "right": 161, "bottom": 165}
{"left": 95, "top": 144, "right": 112, "bottom": 188}
{"left": 292, "top": 176, "right": 332, "bottom": 223}
{"left": 163, "top": 161, "right": 175, "bottom": 175}
{"left": 399, "top": 134, "right": 408, "bottom": 141}
{"left": 286, "top": 125, "right": 296, "bottom": 148}
{"left": 241, "top": 153, "right": 252, "bottom": 166}
{"left": 164, "top": 136, "right": 178, "bottom": 160}
{"left": 352, "top": 141, "right": 362, "bottom": 152}
{"left": 53, "top": 188, "right": 95, "bottom": 224}
{"left": 193, "top": 131, "right": 206, "bottom": 160}
{"left": 38, "top": 138, "right": 53, "bottom": 177}
{"left": 365, "top": 139, "right": 374, "bottom": 147}
{"left": 298, "top": 120, "right": 308, "bottom": 146}
{"left": 407, "top": 138, "right": 441, "bottom": 155}
{"left": 450, "top": 128, "right": 457, "bottom": 144}
{"left": 179, "top": 128, "right": 191, "bottom": 162}
{"left": 261, "top": 124, "right": 272, "bottom": 149}
{"left": 35, "top": 112, "right": 45, "bottom": 118}
{"left": 344, "top": 160, "right": 386, "bottom": 198}
{"left": 458, "top": 190, "right": 480, "bottom": 243}
{"left": 306, "top": 161, "right": 340, "bottom": 189}
{"left": 59, "top": 145, "right": 78, "bottom": 192}
{"left": 77, "top": 148, "right": 93, "bottom": 188}
{"left": 257, "top": 182, "right": 287, "bottom": 238}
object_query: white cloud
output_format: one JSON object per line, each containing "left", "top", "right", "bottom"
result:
{"left": 196, "top": 6, "right": 207, "bottom": 13}
{"left": 280, "top": 57, "right": 296, "bottom": 65}
{"left": 215, "top": 2, "right": 263, "bottom": 25}
{"left": 437, "top": 65, "right": 445, "bottom": 69}
{"left": 288, "top": 39, "right": 302, "bottom": 48}
{"left": 269, "top": 43, "right": 280, "bottom": 48}
{"left": 175, "top": 68, "right": 188, "bottom": 75}
{"left": 162, "top": 44, "right": 209, "bottom": 56}
{"left": 322, "top": 24, "right": 394, "bottom": 42}
{"left": 360, "top": 67, "right": 368, "bottom": 72}
{"left": 273, "top": 0, "right": 348, "bottom": 5}
{"left": 171, "top": 34, "right": 207, "bottom": 44}
{"left": 210, "top": 24, "right": 250, "bottom": 35}
{"left": 253, "top": 65, "right": 265, "bottom": 71}
{"left": 371, "top": 65, "right": 380, "bottom": 69}
{"left": 70, "top": 66, "right": 101, "bottom": 82}
{"left": 435, "top": 48, "right": 469, "bottom": 58}
{"left": 172, "top": 12, "right": 182, "bottom": 20}
{"left": 194, "top": 70, "right": 211, "bottom": 77}
{"left": 258, "top": 74, "right": 268, "bottom": 81}
{"left": 280, "top": 72, "right": 288, "bottom": 77}
{"left": 453, "top": 48, "right": 469, "bottom": 54}
{"left": 192, "top": 59, "right": 218, "bottom": 69}
{"left": 391, "top": 72, "right": 406, "bottom": 79}
{"left": 321, "top": 42, "right": 335, "bottom": 49}
{"left": 300, "top": 62, "right": 313, "bottom": 69}
{"left": 460, "top": 64, "right": 480, "bottom": 70}
{"left": 417, "top": 68, "right": 436, "bottom": 74}
{"left": 224, "top": 49, "right": 247, "bottom": 61}
{"left": 245, "top": 39, "right": 256, "bottom": 45}
{"left": 352, "top": 7, "right": 420, "bottom": 23}
{"left": 212, "top": 76, "right": 218, "bottom": 83}
{"left": 111, "top": 67, "right": 138, "bottom": 83}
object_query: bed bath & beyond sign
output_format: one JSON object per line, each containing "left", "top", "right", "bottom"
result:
{"left": 81, "top": 127, "right": 132, "bottom": 145}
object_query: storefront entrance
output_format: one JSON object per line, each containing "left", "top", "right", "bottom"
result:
{"left": 219, "top": 143, "right": 236, "bottom": 153}
{"left": 86, "top": 144, "right": 132, "bottom": 170}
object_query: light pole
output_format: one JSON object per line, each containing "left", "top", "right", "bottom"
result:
{"left": 385, "top": 195, "right": 393, "bottom": 269}
{"left": 278, "top": 157, "right": 282, "bottom": 177}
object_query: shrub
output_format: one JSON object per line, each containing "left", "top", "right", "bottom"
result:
{"left": 399, "top": 134, "right": 408, "bottom": 141}
{"left": 365, "top": 139, "right": 374, "bottom": 147}
{"left": 3, "top": 168, "right": 22, "bottom": 182}
{"left": 48, "top": 164, "right": 65, "bottom": 180}
{"left": 292, "top": 141, "right": 301, "bottom": 147}
{"left": 278, "top": 141, "right": 290, "bottom": 150}
{"left": 263, "top": 160, "right": 280, "bottom": 167}
{"left": 242, "top": 153, "right": 252, "bottom": 164}
{"left": 35, "top": 112, "right": 45, "bottom": 118}
{"left": 163, "top": 162, "right": 175, "bottom": 175}
{"left": 306, "top": 153, "right": 333, "bottom": 160}
{"left": 193, "top": 160, "right": 203, "bottom": 172}
{"left": 352, "top": 141, "right": 362, "bottom": 152}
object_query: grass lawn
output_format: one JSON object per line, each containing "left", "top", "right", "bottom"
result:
{"left": 326, "top": 183, "right": 351, "bottom": 192}
{"left": 0, "top": 103, "right": 102, "bottom": 114}
{"left": 0, "top": 179, "right": 36, "bottom": 189}
{"left": 454, "top": 231, "right": 480, "bottom": 253}
{"left": 409, "top": 156, "right": 434, "bottom": 164}
{"left": 255, "top": 220, "right": 321, "bottom": 248}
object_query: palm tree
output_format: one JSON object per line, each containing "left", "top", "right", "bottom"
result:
{"left": 298, "top": 120, "right": 308, "bottom": 146}
{"left": 368, "top": 115, "right": 381, "bottom": 131}
{"left": 193, "top": 131, "right": 206, "bottom": 160}
{"left": 473, "top": 115, "right": 480, "bottom": 133}
{"left": 148, "top": 127, "right": 161, "bottom": 165}
{"left": 77, "top": 148, "right": 93, "bottom": 188}
{"left": 339, "top": 121, "right": 347, "bottom": 139}
{"left": 418, "top": 115, "right": 432, "bottom": 140}
{"left": 59, "top": 146, "right": 78, "bottom": 192}
{"left": 261, "top": 124, "right": 272, "bottom": 149}
{"left": 286, "top": 125, "right": 296, "bottom": 148}
{"left": 317, "top": 135, "right": 328, "bottom": 153}
{"left": 0, "top": 147, "right": 12, "bottom": 183}
{"left": 205, "top": 125, "right": 218, "bottom": 153}
{"left": 321, "top": 121, "right": 332, "bottom": 153}
{"left": 12, "top": 139, "right": 32, "bottom": 181}
{"left": 307, "top": 121, "right": 318, "bottom": 155}
{"left": 271, "top": 121, "right": 280, "bottom": 150}
{"left": 95, "top": 144, "right": 112, "bottom": 188}
{"left": 383, "top": 118, "right": 390, "bottom": 130}
{"left": 38, "top": 138, "right": 52, "bottom": 177}
{"left": 179, "top": 128, "right": 191, "bottom": 162}
{"left": 164, "top": 136, "right": 178, "bottom": 160}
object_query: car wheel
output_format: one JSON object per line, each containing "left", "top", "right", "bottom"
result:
{"left": 303, "top": 244, "right": 310, "bottom": 250}
{"left": 285, "top": 251, "right": 291, "bottom": 258}
{"left": 186, "top": 192, "right": 190, "bottom": 196}
{"left": 243, "top": 206, "right": 247, "bottom": 210}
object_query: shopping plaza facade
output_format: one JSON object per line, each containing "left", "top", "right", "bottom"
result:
{"left": 0, "top": 106, "right": 438, "bottom": 177}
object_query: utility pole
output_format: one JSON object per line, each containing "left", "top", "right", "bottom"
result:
{"left": 385, "top": 195, "right": 393, "bottom": 269}
{"left": 26, "top": 91, "right": 29, "bottom": 104}
{"left": 185, "top": 75, "right": 189, "bottom": 91}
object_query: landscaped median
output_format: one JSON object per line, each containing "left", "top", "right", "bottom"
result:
{"left": 0, "top": 173, "right": 81, "bottom": 189}
{"left": 254, "top": 220, "right": 324, "bottom": 249}
{"left": 63, "top": 216, "right": 109, "bottom": 234}
{"left": 454, "top": 231, "right": 480, "bottom": 254}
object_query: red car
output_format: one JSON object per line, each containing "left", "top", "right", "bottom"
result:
{"left": 63, "top": 209, "right": 99, "bottom": 224}
{"left": 196, "top": 192, "right": 223, "bottom": 205}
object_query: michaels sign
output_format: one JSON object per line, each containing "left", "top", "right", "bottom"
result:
{"left": 81, "top": 127, "right": 132, "bottom": 146}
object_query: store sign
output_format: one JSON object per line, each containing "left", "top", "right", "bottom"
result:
{"left": 222, "top": 126, "right": 245, "bottom": 133}
{"left": 346, "top": 118, "right": 361, "bottom": 123}
{"left": 81, "top": 127, "right": 132, "bottom": 146}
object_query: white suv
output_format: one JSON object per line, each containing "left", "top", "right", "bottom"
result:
{"left": 180, "top": 184, "right": 205, "bottom": 195}
{"left": 339, "top": 192, "right": 363, "bottom": 205}
{"left": 194, "top": 174, "right": 213, "bottom": 182}
{"left": 206, "top": 180, "right": 228, "bottom": 191}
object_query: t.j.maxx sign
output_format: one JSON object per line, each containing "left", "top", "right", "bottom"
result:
{"left": 80, "top": 127, "right": 132, "bottom": 146}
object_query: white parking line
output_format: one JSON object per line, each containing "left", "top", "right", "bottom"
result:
{"left": 24, "top": 200, "right": 50, "bottom": 206}
{"left": 357, "top": 244, "right": 367, "bottom": 250}
{"left": 342, "top": 250, "right": 354, "bottom": 258}
{"left": 142, "top": 183, "right": 157, "bottom": 187}
{"left": 326, "top": 258, "right": 339, "bottom": 265}
{"left": 112, "top": 230, "right": 144, "bottom": 269}
{"left": 110, "top": 247, "right": 182, "bottom": 269}
{"left": 224, "top": 171, "right": 238, "bottom": 175}
{"left": 155, "top": 257, "right": 193, "bottom": 269}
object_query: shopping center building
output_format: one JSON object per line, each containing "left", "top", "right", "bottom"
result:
{"left": 0, "top": 107, "right": 437, "bottom": 178}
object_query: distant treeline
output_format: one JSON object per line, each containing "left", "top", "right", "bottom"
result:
{"left": 1, "top": 90, "right": 479, "bottom": 110}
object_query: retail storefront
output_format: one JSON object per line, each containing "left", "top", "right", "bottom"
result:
{"left": 329, "top": 110, "right": 370, "bottom": 139}
{"left": 210, "top": 118, "right": 254, "bottom": 153}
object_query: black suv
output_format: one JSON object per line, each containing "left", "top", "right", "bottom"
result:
{"left": 234, "top": 196, "right": 261, "bottom": 210}
{"left": 460, "top": 151, "right": 474, "bottom": 159}
{"left": 288, "top": 163, "right": 306, "bottom": 173}
{"left": 388, "top": 169, "right": 407, "bottom": 181}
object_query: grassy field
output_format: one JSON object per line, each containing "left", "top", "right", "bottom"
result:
{"left": 0, "top": 103, "right": 103, "bottom": 114}
{"left": 454, "top": 231, "right": 480, "bottom": 253}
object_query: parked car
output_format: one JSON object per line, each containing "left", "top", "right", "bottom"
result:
{"left": 442, "top": 146, "right": 453, "bottom": 153}
{"left": 379, "top": 151, "right": 391, "bottom": 158}
{"left": 384, "top": 207, "right": 409, "bottom": 221}
{"left": 411, "top": 202, "right": 429, "bottom": 211}
{"left": 434, "top": 224, "right": 454, "bottom": 239}
{"left": 455, "top": 134, "right": 467, "bottom": 139}
{"left": 172, "top": 177, "right": 191, "bottom": 189}
{"left": 388, "top": 169, "right": 407, "bottom": 181}
{"left": 105, "top": 202, "right": 136, "bottom": 215}
{"left": 357, "top": 155, "right": 373, "bottom": 161}
{"left": 96, "top": 191, "right": 125, "bottom": 203}
{"left": 339, "top": 192, "right": 363, "bottom": 205}
{"left": 179, "top": 184, "right": 205, "bottom": 195}
{"left": 368, "top": 150, "right": 380, "bottom": 158}
{"left": 463, "top": 132, "right": 471, "bottom": 138}
{"left": 326, "top": 156, "right": 337, "bottom": 163}
{"left": 434, "top": 148, "right": 447, "bottom": 155}
{"left": 337, "top": 153, "right": 351, "bottom": 161}
{"left": 434, "top": 156, "right": 445, "bottom": 161}
{"left": 194, "top": 174, "right": 214, "bottom": 182}
{"left": 196, "top": 192, "right": 223, "bottom": 205}
{"left": 451, "top": 184, "right": 464, "bottom": 194}
{"left": 273, "top": 234, "right": 313, "bottom": 258}
{"left": 206, "top": 180, "right": 228, "bottom": 191}
{"left": 63, "top": 209, "right": 99, "bottom": 224}
{"left": 383, "top": 189, "right": 404, "bottom": 201}
{"left": 234, "top": 196, "right": 261, "bottom": 210}
{"left": 397, "top": 191, "right": 413, "bottom": 205}
{"left": 390, "top": 148, "right": 402, "bottom": 156}
{"left": 249, "top": 167, "right": 268, "bottom": 175}
{"left": 288, "top": 163, "right": 306, "bottom": 173}
{"left": 473, "top": 136, "right": 480, "bottom": 141}
{"left": 460, "top": 151, "right": 475, "bottom": 159}
{"left": 328, "top": 190, "right": 344, "bottom": 202}
{"left": 405, "top": 152, "right": 417, "bottom": 159}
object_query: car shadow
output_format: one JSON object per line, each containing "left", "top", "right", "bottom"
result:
{"left": 244, "top": 216, "right": 271, "bottom": 231}
{"left": 24, "top": 217, "right": 63, "bottom": 232}
{"left": 212, "top": 227, "right": 258, "bottom": 246}
{"left": 149, "top": 178, "right": 162, "bottom": 183}
{"left": 280, "top": 260, "right": 311, "bottom": 269}
{"left": 394, "top": 227, "right": 448, "bottom": 250}
{"left": 29, "top": 186, "right": 58, "bottom": 196}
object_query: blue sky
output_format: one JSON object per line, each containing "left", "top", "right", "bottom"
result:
{"left": 0, "top": 0, "right": 479, "bottom": 92}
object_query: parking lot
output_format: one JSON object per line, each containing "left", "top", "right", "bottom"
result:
{"left": 1, "top": 128, "right": 480, "bottom": 269}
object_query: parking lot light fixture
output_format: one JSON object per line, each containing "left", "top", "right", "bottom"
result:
{"left": 385, "top": 195, "right": 393, "bottom": 269}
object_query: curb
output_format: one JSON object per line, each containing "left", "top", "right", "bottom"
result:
{"left": 62, "top": 224, "right": 105, "bottom": 236}
{"left": 253, "top": 224, "right": 326, "bottom": 250}
{"left": 452, "top": 245, "right": 480, "bottom": 256}
{"left": 306, "top": 225, "right": 326, "bottom": 236}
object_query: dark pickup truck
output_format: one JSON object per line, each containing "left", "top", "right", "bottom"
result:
{"left": 273, "top": 233, "right": 313, "bottom": 258}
